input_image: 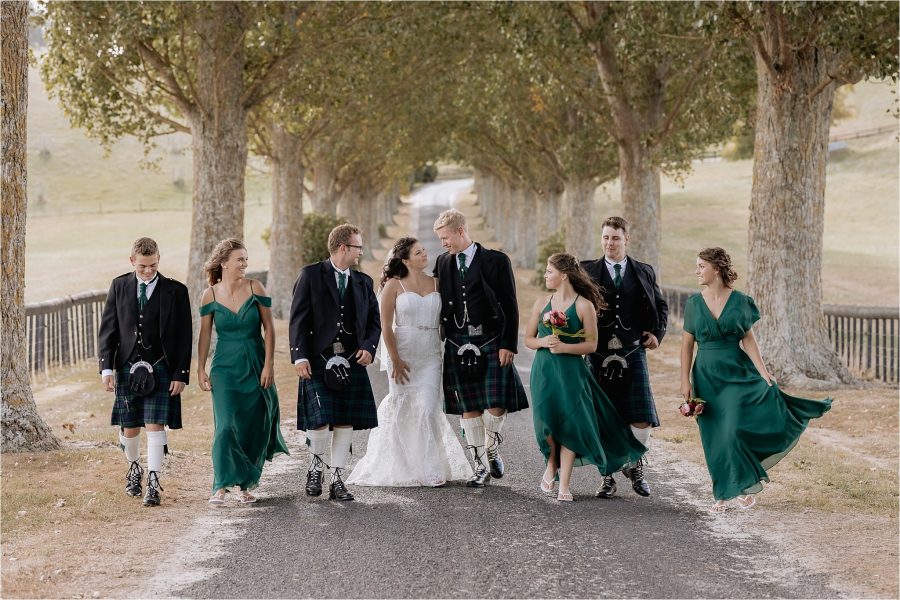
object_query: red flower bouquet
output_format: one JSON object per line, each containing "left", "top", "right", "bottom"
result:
{"left": 678, "top": 397, "right": 706, "bottom": 417}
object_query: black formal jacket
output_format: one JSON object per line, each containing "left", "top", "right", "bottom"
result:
{"left": 288, "top": 260, "right": 381, "bottom": 362}
{"left": 434, "top": 243, "right": 519, "bottom": 353}
{"left": 98, "top": 272, "right": 193, "bottom": 383}
{"left": 581, "top": 255, "right": 669, "bottom": 344}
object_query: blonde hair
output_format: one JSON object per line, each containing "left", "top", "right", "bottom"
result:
{"left": 433, "top": 208, "right": 466, "bottom": 232}
{"left": 131, "top": 237, "right": 159, "bottom": 257}
{"left": 327, "top": 223, "right": 361, "bottom": 254}
{"left": 203, "top": 238, "right": 246, "bottom": 286}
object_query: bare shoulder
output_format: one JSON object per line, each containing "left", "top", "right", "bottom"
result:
{"left": 532, "top": 294, "right": 551, "bottom": 312}
{"left": 248, "top": 278, "right": 268, "bottom": 296}
{"left": 576, "top": 296, "right": 596, "bottom": 315}
{"left": 200, "top": 287, "right": 215, "bottom": 305}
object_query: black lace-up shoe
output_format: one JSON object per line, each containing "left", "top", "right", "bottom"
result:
{"left": 306, "top": 470, "right": 323, "bottom": 496}
{"left": 627, "top": 458, "right": 651, "bottom": 497}
{"left": 125, "top": 461, "right": 144, "bottom": 497}
{"left": 328, "top": 469, "right": 354, "bottom": 501}
{"left": 466, "top": 465, "right": 491, "bottom": 488}
{"left": 486, "top": 432, "right": 505, "bottom": 479}
{"left": 595, "top": 475, "right": 617, "bottom": 498}
{"left": 142, "top": 471, "right": 162, "bottom": 507}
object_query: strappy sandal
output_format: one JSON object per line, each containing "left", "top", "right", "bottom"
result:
{"left": 208, "top": 490, "right": 227, "bottom": 505}
{"left": 709, "top": 500, "right": 728, "bottom": 513}
{"left": 236, "top": 490, "right": 257, "bottom": 504}
{"left": 557, "top": 490, "right": 574, "bottom": 502}
{"left": 540, "top": 476, "right": 556, "bottom": 494}
{"left": 735, "top": 495, "right": 756, "bottom": 510}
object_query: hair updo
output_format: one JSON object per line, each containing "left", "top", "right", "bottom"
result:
{"left": 380, "top": 237, "right": 419, "bottom": 289}
{"left": 698, "top": 247, "right": 739, "bottom": 287}
{"left": 204, "top": 238, "right": 246, "bottom": 286}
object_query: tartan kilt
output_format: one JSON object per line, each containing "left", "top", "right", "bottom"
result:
{"left": 442, "top": 334, "right": 528, "bottom": 415}
{"left": 297, "top": 358, "right": 377, "bottom": 431}
{"left": 110, "top": 362, "right": 182, "bottom": 429}
{"left": 588, "top": 347, "right": 659, "bottom": 427}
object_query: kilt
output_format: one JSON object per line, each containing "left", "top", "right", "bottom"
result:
{"left": 588, "top": 347, "right": 659, "bottom": 427}
{"left": 443, "top": 334, "right": 528, "bottom": 415}
{"left": 110, "top": 362, "right": 182, "bottom": 429}
{"left": 297, "top": 357, "right": 377, "bottom": 431}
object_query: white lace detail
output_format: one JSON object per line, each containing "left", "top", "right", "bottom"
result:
{"left": 349, "top": 291, "right": 473, "bottom": 486}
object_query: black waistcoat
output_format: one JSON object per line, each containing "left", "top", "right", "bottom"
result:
{"left": 331, "top": 278, "right": 359, "bottom": 354}
{"left": 448, "top": 255, "right": 496, "bottom": 335}
{"left": 128, "top": 287, "right": 163, "bottom": 363}
{"left": 597, "top": 263, "right": 642, "bottom": 346}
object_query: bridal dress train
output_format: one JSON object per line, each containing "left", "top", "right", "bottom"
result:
{"left": 347, "top": 285, "right": 473, "bottom": 487}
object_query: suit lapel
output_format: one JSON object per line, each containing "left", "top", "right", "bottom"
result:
{"left": 351, "top": 270, "right": 367, "bottom": 329}
{"left": 124, "top": 275, "right": 138, "bottom": 325}
{"left": 628, "top": 256, "right": 654, "bottom": 301}
{"left": 322, "top": 260, "right": 340, "bottom": 308}
{"left": 156, "top": 274, "right": 172, "bottom": 333}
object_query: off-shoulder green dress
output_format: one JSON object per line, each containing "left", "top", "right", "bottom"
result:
{"left": 200, "top": 293, "right": 289, "bottom": 492}
{"left": 684, "top": 291, "right": 832, "bottom": 500}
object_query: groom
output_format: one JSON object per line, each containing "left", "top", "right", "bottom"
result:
{"left": 582, "top": 216, "right": 668, "bottom": 498}
{"left": 289, "top": 223, "right": 381, "bottom": 502}
{"left": 433, "top": 208, "right": 528, "bottom": 487}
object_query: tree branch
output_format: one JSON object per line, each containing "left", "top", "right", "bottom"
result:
{"left": 136, "top": 39, "right": 193, "bottom": 115}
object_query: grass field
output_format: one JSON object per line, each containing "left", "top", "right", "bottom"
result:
{"left": 24, "top": 68, "right": 898, "bottom": 306}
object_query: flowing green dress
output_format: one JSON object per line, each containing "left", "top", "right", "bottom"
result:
{"left": 200, "top": 294, "right": 289, "bottom": 491}
{"left": 530, "top": 298, "right": 647, "bottom": 475}
{"left": 684, "top": 291, "right": 832, "bottom": 500}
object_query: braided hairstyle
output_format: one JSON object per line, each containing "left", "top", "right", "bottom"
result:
{"left": 698, "top": 247, "right": 739, "bottom": 288}
{"left": 547, "top": 253, "right": 607, "bottom": 313}
{"left": 380, "top": 236, "right": 419, "bottom": 289}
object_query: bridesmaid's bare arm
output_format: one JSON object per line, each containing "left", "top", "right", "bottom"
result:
{"left": 680, "top": 332, "right": 695, "bottom": 399}
{"left": 741, "top": 329, "right": 774, "bottom": 385}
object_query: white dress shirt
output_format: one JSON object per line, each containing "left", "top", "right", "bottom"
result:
{"left": 457, "top": 242, "right": 477, "bottom": 270}
{"left": 605, "top": 257, "right": 628, "bottom": 281}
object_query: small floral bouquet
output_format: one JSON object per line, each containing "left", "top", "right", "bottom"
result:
{"left": 542, "top": 309, "right": 589, "bottom": 339}
{"left": 678, "top": 397, "right": 706, "bottom": 417}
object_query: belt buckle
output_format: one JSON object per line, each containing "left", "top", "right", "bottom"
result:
{"left": 332, "top": 342, "right": 345, "bottom": 354}
{"left": 467, "top": 324, "right": 483, "bottom": 336}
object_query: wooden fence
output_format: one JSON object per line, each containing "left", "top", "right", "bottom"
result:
{"left": 21, "top": 277, "right": 898, "bottom": 384}
{"left": 661, "top": 285, "right": 899, "bottom": 384}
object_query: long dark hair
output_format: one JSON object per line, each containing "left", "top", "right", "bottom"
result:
{"left": 698, "top": 247, "right": 739, "bottom": 288}
{"left": 547, "top": 253, "right": 607, "bottom": 313}
{"left": 380, "top": 237, "right": 418, "bottom": 289}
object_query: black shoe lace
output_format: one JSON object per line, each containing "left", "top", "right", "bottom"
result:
{"left": 331, "top": 468, "right": 347, "bottom": 493}
{"left": 486, "top": 432, "right": 504, "bottom": 460}
{"left": 308, "top": 454, "right": 328, "bottom": 475}
{"left": 632, "top": 458, "right": 644, "bottom": 481}
{"left": 127, "top": 461, "right": 144, "bottom": 487}
{"left": 146, "top": 471, "right": 163, "bottom": 496}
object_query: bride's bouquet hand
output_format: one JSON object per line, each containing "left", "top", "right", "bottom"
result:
{"left": 391, "top": 358, "right": 411, "bottom": 385}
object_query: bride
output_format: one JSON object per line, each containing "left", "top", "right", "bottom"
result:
{"left": 347, "top": 237, "right": 473, "bottom": 487}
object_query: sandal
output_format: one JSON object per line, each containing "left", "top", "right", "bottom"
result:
{"left": 540, "top": 476, "right": 555, "bottom": 494}
{"left": 236, "top": 490, "right": 257, "bottom": 504}
{"left": 556, "top": 490, "right": 574, "bottom": 502}
{"left": 208, "top": 490, "right": 227, "bottom": 505}
{"left": 709, "top": 500, "right": 728, "bottom": 514}
{"left": 735, "top": 495, "right": 756, "bottom": 510}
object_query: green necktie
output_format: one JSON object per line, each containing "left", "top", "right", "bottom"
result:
{"left": 338, "top": 271, "right": 347, "bottom": 299}
{"left": 613, "top": 263, "right": 622, "bottom": 289}
{"left": 139, "top": 282, "right": 148, "bottom": 310}
{"left": 457, "top": 253, "right": 468, "bottom": 279}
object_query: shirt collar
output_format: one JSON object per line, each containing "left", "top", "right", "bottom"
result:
{"left": 605, "top": 256, "right": 627, "bottom": 268}
{"left": 330, "top": 261, "right": 351, "bottom": 277}
{"left": 136, "top": 273, "right": 159, "bottom": 286}
{"left": 459, "top": 242, "right": 476, "bottom": 261}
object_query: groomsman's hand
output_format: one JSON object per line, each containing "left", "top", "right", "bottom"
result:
{"left": 356, "top": 349, "right": 374, "bottom": 367}
{"left": 498, "top": 349, "right": 515, "bottom": 367}
{"left": 295, "top": 361, "right": 312, "bottom": 380}
{"left": 642, "top": 332, "right": 660, "bottom": 350}
{"left": 102, "top": 375, "right": 115, "bottom": 392}
{"left": 169, "top": 381, "right": 186, "bottom": 396}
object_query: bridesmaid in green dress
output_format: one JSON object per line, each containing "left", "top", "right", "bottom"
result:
{"left": 680, "top": 247, "right": 831, "bottom": 513}
{"left": 525, "top": 253, "right": 647, "bottom": 502}
{"left": 197, "top": 238, "right": 289, "bottom": 505}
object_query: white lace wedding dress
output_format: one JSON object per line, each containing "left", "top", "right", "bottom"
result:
{"left": 347, "top": 285, "right": 473, "bottom": 486}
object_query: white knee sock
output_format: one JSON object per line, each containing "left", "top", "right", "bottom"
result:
{"left": 331, "top": 428, "right": 354, "bottom": 470}
{"left": 630, "top": 425, "right": 651, "bottom": 449}
{"left": 145, "top": 430, "right": 167, "bottom": 473}
{"left": 120, "top": 432, "right": 141, "bottom": 463}
{"left": 306, "top": 428, "right": 331, "bottom": 470}
{"left": 482, "top": 411, "right": 506, "bottom": 452}
{"left": 461, "top": 416, "right": 487, "bottom": 468}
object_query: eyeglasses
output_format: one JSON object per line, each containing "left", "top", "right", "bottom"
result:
{"left": 345, "top": 244, "right": 363, "bottom": 251}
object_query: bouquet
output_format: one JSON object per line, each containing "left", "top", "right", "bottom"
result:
{"left": 542, "top": 309, "right": 590, "bottom": 339}
{"left": 678, "top": 397, "right": 706, "bottom": 417}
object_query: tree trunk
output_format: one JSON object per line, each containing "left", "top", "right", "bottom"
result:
{"left": 268, "top": 124, "right": 305, "bottom": 319}
{"left": 515, "top": 189, "right": 539, "bottom": 268}
{"left": 562, "top": 177, "right": 595, "bottom": 261}
{"left": 312, "top": 162, "right": 339, "bottom": 215}
{"left": 185, "top": 3, "right": 248, "bottom": 310}
{"left": 1, "top": 1, "right": 60, "bottom": 453}
{"left": 747, "top": 39, "right": 851, "bottom": 387}
{"left": 619, "top": 146, "right": 661, "bottom": 271}
{"left": 537, "top": 188, "right": 561, "bottom": 241}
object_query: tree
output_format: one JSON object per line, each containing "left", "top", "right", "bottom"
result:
{"left": 2, "top": 0, "right": 60, "bottom": 452}
{"left": 731, "top": 2, "right": 898, "bottom": 386}
{"left": 40, "top": 1, "right": 309, "bottom": 306}
{"left": 565, "top": 1, "right": 753, "bottom": 269}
